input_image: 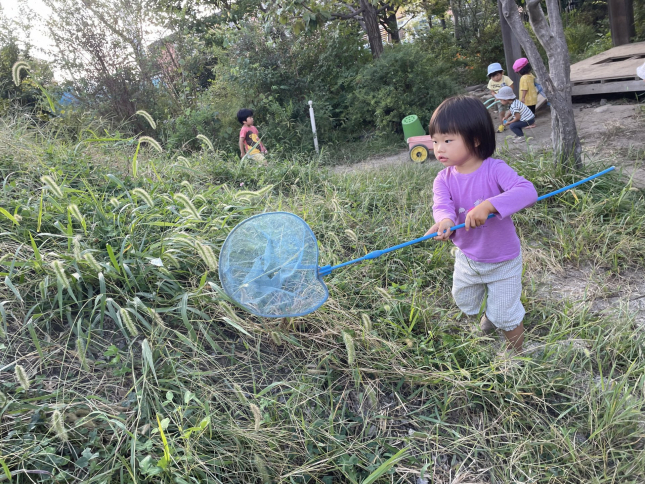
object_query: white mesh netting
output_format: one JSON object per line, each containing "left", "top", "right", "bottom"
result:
{"left": 218, "top": 212, "right": 329, "bottom": 318}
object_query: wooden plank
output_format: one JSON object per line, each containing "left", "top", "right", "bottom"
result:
{"left": 571, "top": 57, "right": 645, "bottom": 81}
{"left": 571, "top": 41, "right": 645, "bottom": 82}
{"left": 573, "top": 76, "right": 640, "bottom": 85}
{"left": 572, "top": 79, "right": 645, "bottom": 96}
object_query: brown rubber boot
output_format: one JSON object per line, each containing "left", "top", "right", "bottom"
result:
{"left": 480, "top": 314, "right": 496, "bottom": 335}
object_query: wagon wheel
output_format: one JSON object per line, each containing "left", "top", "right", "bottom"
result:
{"left": 409, "top": 145, "right": 429, "bottom": 163}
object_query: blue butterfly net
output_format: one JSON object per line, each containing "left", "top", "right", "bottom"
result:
{"left": 219, "top": 212, "right": 329, "bottom": 318}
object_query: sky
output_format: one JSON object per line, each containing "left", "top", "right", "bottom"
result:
{"left": 0, "top": 0, "right": 54, "bottom": 60}
{"left": 0, "top": 0, "right": 181, "bottom": 80}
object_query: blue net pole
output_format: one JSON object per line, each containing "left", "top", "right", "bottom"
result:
{"left": 318, "top": 166, "right": 615, "bottom": 277}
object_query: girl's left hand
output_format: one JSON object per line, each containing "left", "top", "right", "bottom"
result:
{"left": 465, "top": 200, "right": 496, "bottom": 231}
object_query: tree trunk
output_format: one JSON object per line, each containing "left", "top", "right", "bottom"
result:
{"left": 450, "top": 0, "right": 460, "bottom": 40}
{"left": 500, "top": 0, "right": 582, "bottom": 167}
{"left": 608, "top": 0, "right": 635, "bottom": 46}
{"left": 421, "top": 0, "right": 432, "bottom": 27}
{"left": 440, "top": 18, "right": 446, "bottom": 29}
{"left": 497, "top": 0, "right": 522, "bottom": 93}
{"left": 361, "top": 0, "right": 384, "bottom": 58}
{"left": 385, "top": 11, "right": 400, "bottom": 43}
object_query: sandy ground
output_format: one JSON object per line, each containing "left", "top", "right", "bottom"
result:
{"left": 334, "top": 101, "right": 645, "bottom": 183}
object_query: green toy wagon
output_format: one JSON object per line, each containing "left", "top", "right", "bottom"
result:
{"left": 402, "top": 114, "right": 433, "bottom": 163}
{"left": 407, "top": 135, "right": 434, "bottom": 163}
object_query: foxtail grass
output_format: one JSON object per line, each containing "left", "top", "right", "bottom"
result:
{"left": 174, "top": 193, "right": 201, "bottom": 220}
{"left": 138, "top": 136, "right": 163, "bottom": 152}
{"left": 40, "top": 175, "right": 64, "bottom": 198}
{"left": 12, "top": 61, "right": 30, "bottom": 86}
{"left": 132, "top": 188, "right": 155, "bottom": 207}
{"left": 51, "top": 410, "right": 68, "bottom": 441}
{"left": 14, "top": 364, "right": 29, "bottom": 390}
{"left": 135, "top": 110, "right": 156, "bottom": 130}
{"left": 196, "top": 134, "right": 214, "bottom": 151}
{"left": 119, "top": 308, "right": 139, "bottom": 337}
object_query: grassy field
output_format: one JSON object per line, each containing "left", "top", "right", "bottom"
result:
{"left": 1, "top": 116, "right": 645, "bottom": 484}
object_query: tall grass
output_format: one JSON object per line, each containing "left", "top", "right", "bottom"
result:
{"left": 1, "top": 114, "right": 645, "bottom": 483}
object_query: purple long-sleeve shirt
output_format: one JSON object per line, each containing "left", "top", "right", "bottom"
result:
{"left": 432, "top": 157, "right": 538, "bottom": 263}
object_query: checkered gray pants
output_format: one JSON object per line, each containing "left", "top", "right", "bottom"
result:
{"left": 452, "top": 249, "right": 525, "bottom": 332}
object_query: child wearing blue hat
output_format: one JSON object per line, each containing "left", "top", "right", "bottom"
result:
{"left": 487, "top": 62, "right": 514, "bottom": 130}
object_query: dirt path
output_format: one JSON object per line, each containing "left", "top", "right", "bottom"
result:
{"left": 533, "top": 264, "right": 645, "bottom": 328}
{"left": 334, "top": 102, "right": 645, "bottom": 183}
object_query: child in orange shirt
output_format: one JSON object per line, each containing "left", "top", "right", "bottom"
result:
{"left": 237, "top": 108, "right": 267, "bottom": 164}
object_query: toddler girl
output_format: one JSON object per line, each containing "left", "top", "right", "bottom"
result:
{"left": 425, "top": 96, "right": 537, "bottom": 351}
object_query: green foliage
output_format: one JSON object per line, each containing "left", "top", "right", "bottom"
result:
{"left": 636, "top": 0, "right": 645, "bottom": 41}
{"left": 165, "top": 22, "right": 374, "bottom": 153}
{"left": 412, "top": 24, "right": 502, "bottom": 87}
{"left": 347, "top": 43, "right": 459, "bottom": 133}
{"left": 565, "top": 21, "right": 597, "bottom": 57}
{"left": 227, "top": 23, "right": 370, "bottom": 147}
{"left": 563, "top": 12, "right": 612, "bottom": 63}
{"left": 412, "top": 26, "right": 462, "bottom": 66}
{"left": 463, "top": 22, "right": 505, "bottom": 82}
{"left": 164, "top": 104, "right": 224, "bottom": 151}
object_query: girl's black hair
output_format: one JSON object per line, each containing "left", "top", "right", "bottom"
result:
{"left": 428, "top": 96, "right": 496, "bottom": 160}
{"left": 237, "top": 108, "right": 253, "bottom": 124}
{"left": 518, "top": 64, "right": 532, "bottom": 76}
{"left": 488, "top": 70, "right": 503, "bottom": 78}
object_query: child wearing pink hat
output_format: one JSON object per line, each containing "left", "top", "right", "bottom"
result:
{"left": 513, "top": 58, "right": 537, "bottom": 125}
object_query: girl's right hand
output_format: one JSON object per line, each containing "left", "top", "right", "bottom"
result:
{"left": 425, "top": 219, "right": 454, "bottom": 241}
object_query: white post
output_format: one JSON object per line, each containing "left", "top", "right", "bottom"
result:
{"left": 308, "top": 100, "right": 319, "bottom": 154}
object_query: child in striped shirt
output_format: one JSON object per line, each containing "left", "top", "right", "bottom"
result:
{"left": 495, "top": 86, "right": 535, "bottom": 143}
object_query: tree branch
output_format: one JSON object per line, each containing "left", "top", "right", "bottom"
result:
{"left": 525, "top": 0, "right": 556, "bottom": 58}
{"left": 334, "top": 0, "right": 357, "bottom": 10}
{"left": 545, "top": 0, "right": 563, "bottom": 36}
{"left": 331, "top": 7, "right": 365, "bottom": 19}
{"left": 80, "top": 0, "right": 146, "bottom": 69}
{"left": 499, "top": 0, "right": 555, "bottom": 99}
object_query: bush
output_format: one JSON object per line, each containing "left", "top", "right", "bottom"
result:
{"left": 346, "top": 43, "right": 459, "bottom": 134}
{"left": 163, "top": 103, "right": 224, "bottom": 151}
{"left": 565, "top": 22, "right": 597, "bottom": 60}
{"left": 223, "top": 22, "right": 370, "bottom": 151}
{"left": 160, "top": 22, "right": 372, "bottom": 155}
{"left": 412, "top": 22, "right": 504, "bottom": 88}
{"left": 463, "top": 23, "right": 505, "bottom": 84}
